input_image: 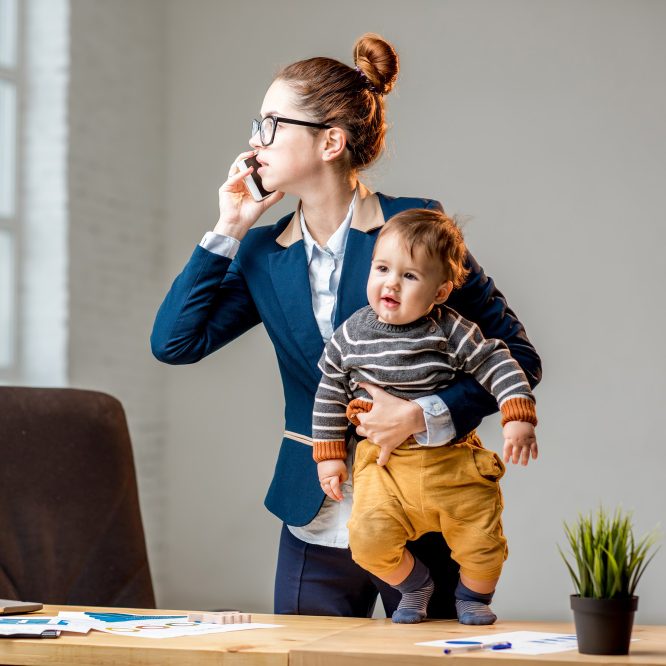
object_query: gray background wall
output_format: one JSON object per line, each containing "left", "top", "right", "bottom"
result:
{"left": 36, "top": 0, "right": 665, "bottom": 622}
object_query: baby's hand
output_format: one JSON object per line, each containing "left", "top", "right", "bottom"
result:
{"left": 503, "top": 421, "right": 538, "bottom": 466}
{"left": 317, "top": 459, "right": 348, "bottom": 502}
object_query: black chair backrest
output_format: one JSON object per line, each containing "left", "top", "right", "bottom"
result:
{"left": 0, "top": 387, "right": 155, "bottom": 607}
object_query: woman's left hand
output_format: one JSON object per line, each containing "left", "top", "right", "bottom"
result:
{"left": 355, "top": 383, "right": 425, "bottom": 466}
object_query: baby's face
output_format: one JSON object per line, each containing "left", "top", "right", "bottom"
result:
{"left": 367, "top": 232, "right": 452, "bottom": 325}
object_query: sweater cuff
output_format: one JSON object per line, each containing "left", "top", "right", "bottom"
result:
{"left": 500, "top": 398, "right": 538, "bottom": 426}
{"left": 313, "top": 440, "right": 347, "bottom": 463}
{"left": 346, "top": 398, "right": 373, "bottom": 426}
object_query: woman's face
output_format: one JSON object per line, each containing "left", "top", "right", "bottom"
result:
{"left": 250, "top": 79, "right": 324, "bottom": 195}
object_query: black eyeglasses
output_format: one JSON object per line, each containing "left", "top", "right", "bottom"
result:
{"left": 251, "top": 115, "right": 331, "bottom": 146}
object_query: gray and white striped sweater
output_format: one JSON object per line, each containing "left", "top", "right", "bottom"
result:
{"left": 312, "top": 304, "right": 536, "bottom": 458}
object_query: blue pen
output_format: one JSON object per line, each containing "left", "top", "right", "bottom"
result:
{"left": 443, "top": 641, "right": 512, "bottom": 654}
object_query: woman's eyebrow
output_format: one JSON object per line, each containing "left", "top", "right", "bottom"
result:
{"left": 261, "top": 109, "right": 280, "bottom": 118}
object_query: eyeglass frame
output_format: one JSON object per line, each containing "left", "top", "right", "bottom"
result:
{"left": 251, "top": 115, "right": 332, "bottom": 147}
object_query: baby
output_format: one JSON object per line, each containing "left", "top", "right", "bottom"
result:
{"left": 312, "top": 208, "right": 538, "bottom": 624}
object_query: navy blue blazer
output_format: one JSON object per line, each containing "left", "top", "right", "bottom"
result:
{"left": 151, "top": 187, "right": 542, "bottom": 526}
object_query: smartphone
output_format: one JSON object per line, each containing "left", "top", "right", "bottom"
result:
{"left": 236, "top": 153, "right": 274, "bottom": 202}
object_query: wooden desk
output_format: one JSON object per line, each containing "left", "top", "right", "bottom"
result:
{"left": 0, "top": 605, "right": 370, "bottom": 666}
{"left": 1, "top": 608, "right": 664, "bottom": 666}
{"left": 291, "top": 619, "right": 666, "bottom": 666}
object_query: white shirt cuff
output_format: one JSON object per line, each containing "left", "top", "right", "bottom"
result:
{"left": 413, "top": 395, "right": 456, "bottom": 446}
{"left": 200, "top": 231, "right": 240, "bottom": 259}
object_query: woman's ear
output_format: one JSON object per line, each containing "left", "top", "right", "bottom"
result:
{"left": 321, "top": 127, "right": 348, "bottom": 162}
{"left": 434, "top": 281, "right": 454, "bottom": 304}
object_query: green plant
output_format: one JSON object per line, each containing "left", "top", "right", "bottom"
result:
{"left": 559, "top": 507, "right": 660, "bottom": 599}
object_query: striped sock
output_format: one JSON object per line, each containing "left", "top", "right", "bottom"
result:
{"left": 455, "top": 580, "right": 497, "bottom": 625}
{"left": 391, "top": 558, "right": 434, "bottom": 624}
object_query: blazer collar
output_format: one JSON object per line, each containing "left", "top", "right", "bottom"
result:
{"left": 275, "top": 183, "right": 384, "bottom": 248}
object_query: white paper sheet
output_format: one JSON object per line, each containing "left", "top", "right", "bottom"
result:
{"left": 417, "top": 631, "right": 580, "bottom": 655}
{"left": 57, "top": 611, "right": 281, "bottom": 639}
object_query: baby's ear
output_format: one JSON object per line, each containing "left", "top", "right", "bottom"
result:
{"left": 434, "top": 281, "right": 454, "bottom": 304}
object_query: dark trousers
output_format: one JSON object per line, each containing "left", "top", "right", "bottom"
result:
{"left": 274, "top": 524, "right": 459, "bottom": 618}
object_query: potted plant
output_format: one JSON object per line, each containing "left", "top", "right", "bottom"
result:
{"left": 559, "top": 507, "right": 660, "bottom": 655}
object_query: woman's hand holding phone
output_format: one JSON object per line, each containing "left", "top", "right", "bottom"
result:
{"left": 214, "top": 150, "right": 284, "bottom": 241}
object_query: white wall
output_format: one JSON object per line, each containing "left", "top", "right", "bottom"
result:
{"left": 19, "top": 0, "right": 169, "bottom": 593}
{"left": 161, "top": 0, "right": 666, "bottom": 622}
{"left": 65, "top": 0, "right": 169, "bottom": 591}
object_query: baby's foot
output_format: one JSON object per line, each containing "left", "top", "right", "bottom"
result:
{"left": 392, "top": 579, "right": 434, "bottom": 624}
{"left": 455, "top": 599, "right": 497, "bottom": 625}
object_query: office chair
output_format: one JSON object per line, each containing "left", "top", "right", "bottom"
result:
{"left": 0, "top": 387, "right": 156, "bottom": 607}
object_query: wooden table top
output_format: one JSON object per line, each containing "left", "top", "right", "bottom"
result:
{"left": 290, "top": 619, "right": 666, "bottom": 666}
{"left": 0, "top": 605, "right": 370, "bottom": 666}
{"left": 1, "top": 606, "right": 664, "bottom": 666}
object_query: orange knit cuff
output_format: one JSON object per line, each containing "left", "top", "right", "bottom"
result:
{"left": 500, "top": 397, "right": 538, "bottom": 427}
{"left": 313, "top": 440, "right": 347, "bottom": 463}
{"left": 346, "top": 398, "right": 373, "bottom": 426}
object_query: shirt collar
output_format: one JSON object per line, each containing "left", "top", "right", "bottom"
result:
{"left": 275, "top": 183, "right": 384, "bottom": 248}
{"left": 299, "top": 188, "right": 358, "bottom": 264}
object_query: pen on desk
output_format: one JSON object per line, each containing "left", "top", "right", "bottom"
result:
{"left": 0, "top": 630, "right": 61, "bottom": 639}
{"left": 443, "top": 641, "right": 512, "bottom": 654}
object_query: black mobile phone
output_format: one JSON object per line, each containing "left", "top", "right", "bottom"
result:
{"left": 236, "top": 154, "right": 274, "bottom": 202}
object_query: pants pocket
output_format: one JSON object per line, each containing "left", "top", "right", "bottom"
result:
{"left": 471, "top": 446, "right": 505, "bottom": 482}
{"left": 352, "top": 439, "right": 378, "bottom": 479}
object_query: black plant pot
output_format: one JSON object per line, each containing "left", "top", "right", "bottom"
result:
{"left": 570, "top": 594, "right": 638, "bottom": 655}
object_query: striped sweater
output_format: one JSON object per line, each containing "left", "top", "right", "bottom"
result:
{"left": 313, "top": 304, "right": 537, "bottom": 462}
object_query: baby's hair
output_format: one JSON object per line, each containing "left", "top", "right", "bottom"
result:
{"left": 376, "top": 209, "right": 470, "bottom": 288}
{"left": 275, "top": 33, "right": 399, "bottom": 171}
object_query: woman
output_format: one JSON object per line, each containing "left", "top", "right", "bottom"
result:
{"left": 151, "top": 33, "right": 541, "bottom": 618}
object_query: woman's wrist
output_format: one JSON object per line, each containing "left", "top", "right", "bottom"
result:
{"left": 213, "top": 219, "right": 250, "bottom": 242}
{"left": 408, "top": 399, "right": 426, "bottom": 436}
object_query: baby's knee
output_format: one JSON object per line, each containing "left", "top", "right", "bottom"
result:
{"left": 348, "top": 510, "right": 407, "bottom": 576}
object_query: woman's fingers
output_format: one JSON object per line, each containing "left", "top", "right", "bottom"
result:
{"left": 221, "top": 165, "right": 253, "bottom": 192}
{"left": 376, "top": 450, "right": 390, "bottom": 467}
{"left": 228, "top": 150, "right": 256, "bottom": 171}
{"left": 226, "top": 150, "right": 257, "bottom": 180}
{"left": 261, "top": 190, "right": 285, "bottom": 209}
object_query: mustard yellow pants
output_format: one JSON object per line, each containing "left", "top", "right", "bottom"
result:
{"left": 347, "top": 432, "right": 508, "bottom": 581}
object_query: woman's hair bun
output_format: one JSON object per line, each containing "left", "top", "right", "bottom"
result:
{"left": 353, "top": 33, "right": 399, "bottom": 95}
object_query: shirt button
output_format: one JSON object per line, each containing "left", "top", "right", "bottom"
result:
{"left": 429, "top": 326, "right": 437, "bottom": 333}
{"left": 438, "top": 341, "right": 447, "bottom": 350}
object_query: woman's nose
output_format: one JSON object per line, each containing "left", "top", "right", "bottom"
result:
{"left": 249, "top": 130, "right": 261, "bottom": 149}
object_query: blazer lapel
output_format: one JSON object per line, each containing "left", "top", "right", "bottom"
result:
{"left": 334, "top": 230, "right": 377, "bottom": 327}
{"left": 269, "top": 214, "right": 325, "bottom": 381}
{"left": 334, "top": 185, "right": 386, "bottom": 327}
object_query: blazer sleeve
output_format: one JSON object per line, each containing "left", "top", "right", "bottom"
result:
{"left": 425, "top": 200, "right": 542, "bottom": 436}
{"left": 150, "top": 245, "right": 261, "bottom": 365}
